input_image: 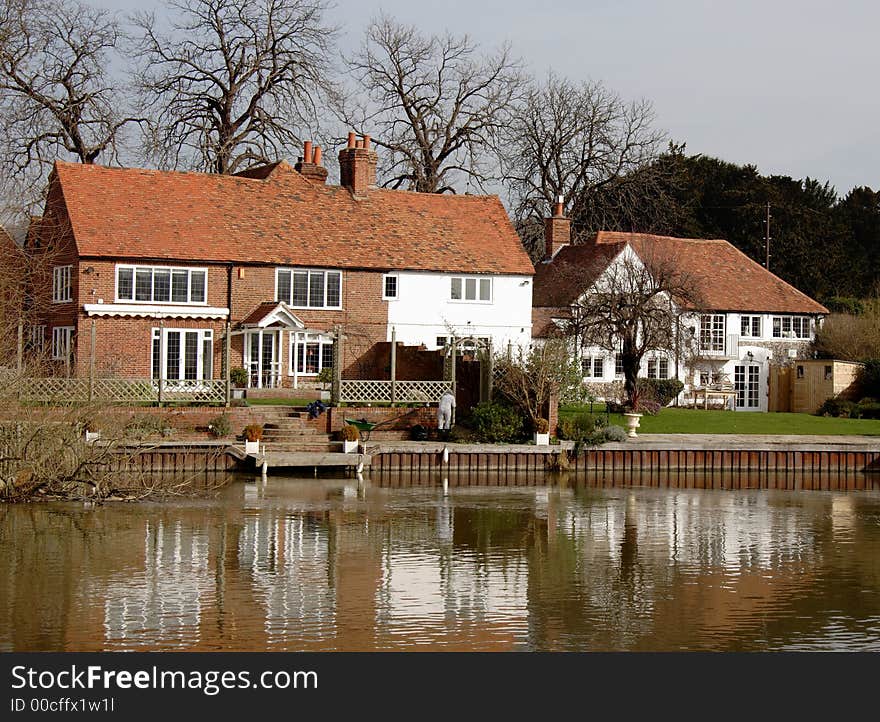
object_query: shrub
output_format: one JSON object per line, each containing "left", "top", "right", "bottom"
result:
{"left": 316, "top": 367, "right": 334, "bottom": 387}
{"left": 469, "top": 401, "right": 525, "bottom": 443}
{"left": 535, "top": 417, "right": 550, "bottom": 434}
{"left": 858, "top": 360, "right": 880, "bottom": 398}
{"left": 636, "top": 399, "right": 662, "bottom": 416}
{"left": 856, "top": 398, "right": 880, "bottom": 419}
{"left": 603, "top": 425, "right": 628, "bottom": 443}
{"left": 340, "top": 424, "right": 360, "bottom": 441}
{"left": 638, "top": 378, "right": 684, "bottom": 407}
{"left": 124, "top": 414, "right": 168, "bottom": 438}
{"left": 817, "top": 397, "right": 857, "bottom": 417}
{"left": 244, "top": 424, "right": 264, "bottom": 442}
{"left": 230, "top": 367, "right": 249, "bottom": 387}
{"left": 84, "top": 418, "right": 100, "bottom": 433}
{"left": 208, "top": 414, "right": 232, "bottom": 437}
{"left": 557, "top": 413, "right": 598, "bottom": 443}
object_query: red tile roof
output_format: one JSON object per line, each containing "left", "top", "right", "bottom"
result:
{"left": 534, "top": 231, "right": 828, "bottom": 315}
{"left": 50, "top": 161, "right": 534, "bottom": 276}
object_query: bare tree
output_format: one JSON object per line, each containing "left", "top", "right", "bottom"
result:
{"left": 131, "top": 0, "right": 338, "bottom": 175}
{"left": 343, "top": 15, "right": 523, "bottom": 193}
{"left": 503, "top": 73, "right": 666, "bottom": 257}
{"left": 567, "top": 246, "right": 701, "bottom": 408}
{"left": 0, "top": 0, "right": 138, "bottom": 196}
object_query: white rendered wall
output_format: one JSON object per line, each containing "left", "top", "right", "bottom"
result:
{"left": 386, "top": 271, "right": 533, "bottom": 351}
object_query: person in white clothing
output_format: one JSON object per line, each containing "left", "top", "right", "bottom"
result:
{"left": 437, "top": 390, "right": 456, "bottom": 435}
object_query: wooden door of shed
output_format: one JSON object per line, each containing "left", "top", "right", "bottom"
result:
{"left": 768, "top": 365, "right": 792, "bottom": 412}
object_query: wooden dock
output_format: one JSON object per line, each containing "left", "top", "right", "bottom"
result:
{"left": 247, "top": 450, "right": 370, "bottom": 475}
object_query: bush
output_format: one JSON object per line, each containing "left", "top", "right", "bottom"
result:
{"left": 316, "top": 367, "right": 334, "bottom": 387}
{"left": 636, "top": 399, "right": 661, "bottom": 416}
{"left": 557, "top": 413, "right": 598, "bottom": 443}
{"left": 603, "top": 425, "right": 628, "bottom": 442}
{"left": 858, "top": 360, "right": 880, "bottom": 398}
{"left": 469, "top": 401, "right": 525, "bottom": 443}
{"left": 638, "top": 378, "right": 684, "bottom": 407}
{"left": 124, "top": 414, "right": 169, "bottom": 439}
{"left": 230, "top": 367, "right": 249, "bottom": 387}
{"left": 208, "top": 414, "right": 232, "bottom": 437}
{"left": 857, "top": 398, "right": 880, "bottom": 419}
{"left": 535, "top": 417, "right": 550, "bottom": 434}
{"left": 243, "top": 424, "right": 263, "bottom": 442}
{"left": 817, "top": 397, "right": 857, "bottom": 417}
{"left": 340, "top": 424, "right": 360, "bottom": 441}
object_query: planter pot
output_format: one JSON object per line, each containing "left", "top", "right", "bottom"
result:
{"left": 342, "top": 439, "right": 359, "bottom": 454}
{"left": 623, "top": 412, "right": 642, "bottom": 438}
{"left": 534, "top": 432, "right": 550, "bottom": 446}
{"left": 320, "top": 389, "right": 331, "bottom": 401}
{"left": 84, "top": 431, "right": 101, "bottom": 443}
{"left": 244, "top": 440, "right": 261, "bottom": 455}
{"left": 232, "top": 387, "right": 247, "bottom": 400}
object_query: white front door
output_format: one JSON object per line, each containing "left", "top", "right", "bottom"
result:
{"left": 734, "top": 364, "right": 760, "bottom": 409}
{"left": 245, "top": 330, "right": 282, "bottom": 388}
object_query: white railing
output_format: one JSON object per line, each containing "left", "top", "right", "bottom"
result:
{"left": 339, "top": 379, "right": 452, "bottom": 404}
{"left": 14, "top": 377, "right": 226, "bottom": 405}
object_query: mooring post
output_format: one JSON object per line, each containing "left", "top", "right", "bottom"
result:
{"left": 261, "top": 458, "right": 267, "bottom": 481}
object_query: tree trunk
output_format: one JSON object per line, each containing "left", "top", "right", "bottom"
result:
{"left": 621, "top": 336, "right": 640, "bottom": 408}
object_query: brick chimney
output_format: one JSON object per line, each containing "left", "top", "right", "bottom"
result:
{"left": 544, "top": 195, "right": 570, "bottom": 259}
{"left": 338, "top": 132, "right": 378, "bottom": 197}
{"left": 294, "top": 140, "right": 329, "bottom": 184}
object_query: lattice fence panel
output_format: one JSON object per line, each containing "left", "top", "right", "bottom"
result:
{"left": 161, "top": 379, "right": 227, "bottom": 404}
{"left": 340, "top": 380, "right": 392, "bottom": 403}
{"left": 393, "top": 380, "right": 452, "bottom": 402}
{"left": 92, "top": 378, "right": 156, "bottom": 403}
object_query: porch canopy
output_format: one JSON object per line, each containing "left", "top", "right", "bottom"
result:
{"left": 236, "top": 301, "right": 332, "bottom": 388}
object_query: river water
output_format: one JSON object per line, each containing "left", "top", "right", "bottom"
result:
{"left": 3, "top": 472, "right": 880, "bottom": 651}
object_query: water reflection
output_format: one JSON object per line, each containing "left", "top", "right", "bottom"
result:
{"left": 2, "top": 471, "right": 880, "bottom": 651}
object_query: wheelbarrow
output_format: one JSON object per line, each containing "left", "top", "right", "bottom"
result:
{"left": 343, "top": 417, "right": 392, "bottom": 442}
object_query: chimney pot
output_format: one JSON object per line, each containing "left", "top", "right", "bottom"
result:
{"left": 363, "top": 134, "right": 371, "bottom": 150}
{"left": 313, "top": 146, "right": 322, "bottom": 165}
{"left": 347, "top": 132, "right": 356, "bottom": 148}
{"left": 303, "top": 140, "right": 313, "bottom": 164}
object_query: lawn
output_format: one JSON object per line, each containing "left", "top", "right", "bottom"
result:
{"left": 559, "top": 404, "right": 880, "bottom": 436}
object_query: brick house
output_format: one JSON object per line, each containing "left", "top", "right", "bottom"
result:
{"left": 32, "top": 134, "right": 534, "bottom": 389}
{"left": 534, "top": 205, "right": 828, "bottom": 411}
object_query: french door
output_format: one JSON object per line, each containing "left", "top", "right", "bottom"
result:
{"left": 734, "top": 365, "right": 760, "bottom": 409}
{"left": 151, "top": 329, "right": 213, "bottom": 382}
{"left": 245, "top": 330, "right": 282, "bottom": 388}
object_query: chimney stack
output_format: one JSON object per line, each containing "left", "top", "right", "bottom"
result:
{"left": 339, "top": 132, "right": 378, "bottom": 198}
{"left": 544, "top": 195, "right": 570, "bottom": 259}
{"left": 294, "top": 140, "right": 328, "bottom": 184}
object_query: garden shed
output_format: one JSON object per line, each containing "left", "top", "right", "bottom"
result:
{"left": 770, "top": 360, "right": 862, "bottom": 414}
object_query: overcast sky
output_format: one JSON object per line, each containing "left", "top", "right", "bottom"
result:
{"left": 95, "top": 0, "right": 879, "bottom": 195}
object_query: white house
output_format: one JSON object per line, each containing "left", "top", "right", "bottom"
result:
{"left": 532, "top": 209, "right": 828, "bottom": 412}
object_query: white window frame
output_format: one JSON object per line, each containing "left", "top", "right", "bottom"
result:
{"left": 275, "top": 268, "right": 342, "bottom": 310}
{"left": 647, "top": 357, "right": 669, "bottom": 379}
{"left": 740, "top": 315, "right": 762, "bottom": 338}
{"left": 52, "top": 265, "right": 72, "bottom": 303}
{"left": 772, "top": 316, "right": 811, "bottom": 339}
{"left": 51, "top": 326, "right": 74, "bottom": 360}
{"left": 614, "top": 353, "right": 624, "bottom": 378}
{"left": 700, "top": 314, "right": 726, "bottom": 352}
{"left": 581, "top": 356, "right": 604, "bottom": 379}
{"left": 382, "top": 274, "right": 398, "bottom": 300}
{"left": 151, "top": 328, "right": 214, "bottom": 381}
{"left": 116, "top": 264, "right": 208, "bottom": 305}
{"left": 450, "top": 276, "right": 493, "bottom": 303}
{"left": 290, "top": 332, "right": 334, "bottom": 376}
{"left": 30, "top": 325, "right": 46, "bottom": 352}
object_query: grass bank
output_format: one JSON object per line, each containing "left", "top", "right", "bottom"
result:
{"left": 560, "top": 405, "right": 880, "bottom": 436}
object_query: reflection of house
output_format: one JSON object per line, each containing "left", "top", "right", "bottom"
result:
{"left": 533, "top": 204, "right": 828, "bottom": 411}
{"left": 33, "top": 134, "right": 534, "bottom": 388}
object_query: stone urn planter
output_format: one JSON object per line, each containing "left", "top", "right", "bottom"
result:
{"left": 244, "top": 440, "right": 261, "bottom": 455}
{"left": 342, "top": 439, "right": 359, "bottom": 454}
{"left": 623, "top": 412, "right": 642, "bottom": 438}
